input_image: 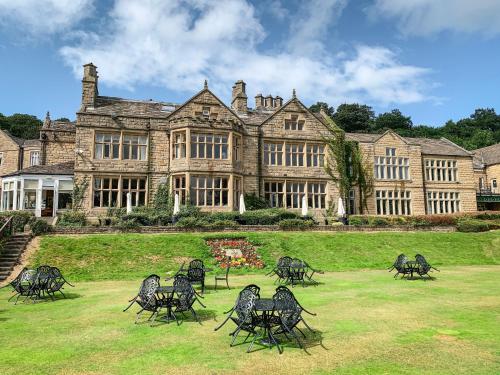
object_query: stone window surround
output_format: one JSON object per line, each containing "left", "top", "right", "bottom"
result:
{"left": 169, "top": 128, "right": 242, "bottom": 163}
{"left": 375, "top": 189, "right": 412, "bottom": 216}
{"left": 91, "top": 174, "right": 148, "bottom": 209}
{"left": 263, "top": 179, "right": 328, "bottom": 209}
{"left": 263, "top": 139, "right": 325, "bottom": 168}
{"left": 29, "top": 150, "right": 40, "bottom": 166}
{"left": 425, "top": 158, "right": 459, "bottom": 182}
{"left": 374, "top": 150, "right": 411, "bottom": 181}
{"left": 284, "top": 114, "right": 305, "bottom": 131}
{"left": 426, "top": 190, "right": 461, "bottom": 214}
{"left": 0, "top": 152, "right": 3, "bottom": 166}
{"left": 170, "top": 172, "right": 243, "bottom": 210}
{"left": 92, "top": 130, "right": 149, "bottom": 161}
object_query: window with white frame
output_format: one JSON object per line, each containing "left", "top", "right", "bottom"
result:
{"left": 374, "top": 148, "right": 410, "bottom": 180}
{"left": 93, "top": 177, "right": 119, "bottom": 207}
{"left": 23, "top": 179, "right": 38, "bottom": 210}
{"left": 306, "top": 144, "right": 324, "bottom": 167}
{"left": 121, "top": 178, "right": 146, "bottom": 207}
{"left": 286, "top": 182, "right": 305, "bottom": 208}
{"left": 307, "top": 182, "right": 326, "bottom": 209}
{"left": 190, "top": 133, "right": 228, "bottom": 159}
{"left": 264, "top": 142, "right": 283, "bottom": 166}
{"left": 233, "top": 177, "right": 242, "bottom": 208}
{"left": 264, "top": 181, "right": 284, "bottom": 208}
{"left": 233, "top": 134, "right": 241, "bottom": 162}
{"left": 29, "top": 151, "right": 40, "bottom": 166}
{"left": 58, "top": 180, "right": 74, "bottom": 210}
{"left": 286, "top": 144, "right": 304, "bottom": 166}
{"left": 173, "top": 132, "right": 186, "bottom": 159}
{"left": 426, "top": 191, "right": 460, "bottom": 214}
{"left": 95, "top": 133, "right": 120, "bottom": 160}
{"left": 376, "top": 190, "right": 412, "bottom": 215}
{"left": 173, "top": 175, "right": 187, "bottom": 205}
{"left": 2, "top": 181, "right": 15, "bottom": 210}
{"left": 348, "top": 189, "right": 356, "bottom": 215}
{"left": 122, "top": 135, "right": 147, "bottom": 160}
{"left": 284, "top": 114, "right": 304, "bottom": 130}
{"left": 189, "top": 176, "right": 229, "bottom": 206}
{"left": 425, "top": 159, "right": 458, "bottom": 182}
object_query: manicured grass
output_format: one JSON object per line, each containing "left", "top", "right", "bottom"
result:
{"left": 1, "top": 267, "right": 499, "bottom": 374}
{"left": 32, "top": 231, "right": 500, "bottom": 281}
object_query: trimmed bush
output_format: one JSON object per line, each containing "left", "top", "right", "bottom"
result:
{"left": 175, "top": 217, "right": 210, "bottom": 229}
{"left": 176, "top": 205, "right": 203, "bottom": 219}
{"left": 116, "top": 218, "right": 140, "bottom": 231}
{"left": 57, "top": 211, "right": 87, "bottom": 227}
{"left": 239, "top": 209, "right": 300, "bottom": 225}
{"left": 349, "top": 216, "right": 369, "bottom": 226}
{"left": 205, "top": 211, "right": 240, "bottom": 223}
{"left": 368, "top": 217, "right": 389, "bottom": 227}
{"left": 457, "top": 219, "right": 490, "bottom": 233}
{"left": 29, "top": 218, "right": 50, "bottom": 236}
{"left": 0, "top": 211, "right": 33, "bottom": 232}
{"left": 208, "top": 220, "right": 239, "bottom": 230}
{"left": 278, "top": 219, "right": 315, "bottom": 231}
{"left": 243, "top": 193, "right": 269, "bottom": 210}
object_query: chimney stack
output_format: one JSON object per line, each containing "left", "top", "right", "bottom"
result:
{"left": 274, "top": 96, "right": 283, "bottom": 108}
{"left": 255, "top": 94, "right": 264, "bottom": 109}
{"left": 231, "top": 80, "right": 248, "bottom": 112}
{"left": 265, "top": 95, "right": 274, "bottom": 109}
{"left": 82, "top": 63, "right": 98, "bottom": 110}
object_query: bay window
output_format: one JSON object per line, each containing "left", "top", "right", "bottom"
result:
{"left": 376, "top": 190, "right": 412, "bottom": 215}
{"left": 190, "top": 176, "right": 229, "bottom": 206}
{"left": 190, "top": 133, "right": 228, "bottom": 159}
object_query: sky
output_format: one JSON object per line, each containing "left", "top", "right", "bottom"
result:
{"left": 0, "top": 0, "right": 499, "bottom": 126}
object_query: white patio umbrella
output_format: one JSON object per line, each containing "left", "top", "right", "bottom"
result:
{"left": 239, "top": 193, "right": 246, "bottom": 214}
{"left": 126, "top": 192, "right": 132, "bottom": 214}
{"left": 173, "top": 193, "right": 180, "bottom": 215}
{"left": 301, "top": 195, "right": 308, "bottom": 216}
{"left": 337, "top": 197, "right": 346, "bottom": 217}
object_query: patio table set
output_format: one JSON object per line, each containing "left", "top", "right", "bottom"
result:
{"left": 2, "top": 265, "right": 74, "bottom": 304}
{"left": 266, "top": 256, "right": 323, "bottom": 286}
{"left": 215, "top": 284, "right": 316, "bottom": 354}
{"left": 388, "top": 253, "right": 440, "bottom": 279}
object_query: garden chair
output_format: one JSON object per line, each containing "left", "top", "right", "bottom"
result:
{"left": 220, "top": 284, "right": 261, "bottom": 316}
{"left": 5, "top": 268, "right": 36, "bottom": 304}
{"left": 132, "top": 274, "right": 165, "bottom": 326}
{"left": 24, "top": 265, "right": 52, "bottom": 302}
{"left": 172, "top": 275, "right": 206, "bottom": 324}
{"left": 187, "top": 259, "right": 206, "bottom": 293}
{"left": 46, "top": 267, "right": 74, "bottom": 300}
{"left": 214, "top": 286, "right": 260, "bottom": 352}
{"left": 303, "top": 261, "right": 324, "bottom": 284}
{"left": 275, "top": 256, "right": 292, "bottom": 284}
{"left": 391, "top": 254, "right": 411, "bottom": 278}
{"left": 272, "top": 286, "right": 315, "bottom": 351}
{"left": 214, "top": 263, "right": 231, "bottom": 291}
{"left": 289, "top": 258, "right": 307, "bottom": 287}
{"left": 266, "top": 257, "right": 284, "bottom": 277}
{"left": 415, "top": 254, "right": 440, "bottom": 278}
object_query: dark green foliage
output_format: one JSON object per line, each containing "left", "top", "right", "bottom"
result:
{"left": 175, "top": 217, "right": 210, "bottom": 229}
{"left": 238, "top": 209, "right": 300, "bottom": 225}
{"left": 368, "top": 217, "right": 389, "bottom": 226}
{"left": 348, "top": 216, "right": 369, "bottom": 226}
{"left": 205, "top": 211, "right": 240, "bottom": 222}
{"left": 0, "top": 211, "right": 33, "bottom": 232}
{"left": 121, "top": 207, "right": 172, "bottom": 226}
{"left": 309, "top": 102, "right": 334, "bottom": 118}
{"left": 332, "top": 103, "right": 375, "bottom": 133}
{"left": 374, "top": 109, "right": 412, "bottom": 131}
{"left": 0, "top": 113, "right": 42, "bottom": 139}
{"left": 243, "top": 193, "right": 269, "bottom": 210}
{"left": 54, "top": 118, "right": 71, "bottom": 122}
{"left": 278, "top": 219, "right": 315, "bottom": 230}
{"left": 57, "top": 211, "right": 87, "bottom": 227}
{"left": 153, "top": 182, "right": 172, "bottom": 212}
{"left": 457, "top": 219, "right": 490, "bottom": 233}
{"left": 176, "top": 205, "right": 202, "bottom": 218}
{"left": 29, "top": 218, "right": 50, "bottom": 236}
{"left": 116, "top": 218, "right": 140, "bottom": 230}
{"left": 208, "top": 220, "right": 239, "bottom": 229}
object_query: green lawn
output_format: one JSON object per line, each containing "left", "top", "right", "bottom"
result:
{"left": 32, "top": 231, "right": 500, "bottom": 281}
{"left": 0, "top": 267, "right": 499, "bottom": 374}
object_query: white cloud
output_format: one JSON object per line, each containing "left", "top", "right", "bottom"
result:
{"left": 0, "top": 0, "right": 94, "bottom": 35}
{"left": 369, "top": 0, "right": 500, "bottom": 37}
{"left": 60, "top": 0, "right": 432, "bottom": 106}
{"left": 267, "top": 0, "right": 289, "bottom": 21}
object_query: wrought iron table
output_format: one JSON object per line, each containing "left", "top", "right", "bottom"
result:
{"left": 254, "top": 298, "right": 283, "bottom": 349}
{"left": 155, "top": 286, "right": 176, "bottom": 322}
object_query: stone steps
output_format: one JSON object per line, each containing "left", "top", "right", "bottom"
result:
{"left": 0, "top": 233, "right": 31, "bottom": 282}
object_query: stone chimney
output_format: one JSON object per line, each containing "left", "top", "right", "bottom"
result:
{"left": 265, "top": 95, "right": 274, "bottom": 109}
{"left": 274, "top": 96, "right": 283, "bottom": 108}
{"left": 231, "top": 80, "right": 247, "bottom": 112}
{"left": 82, "top": 63, "right": 98, "bottom": 110}
{"left": 255, "top": 94, "right": 264, "bottom": 108}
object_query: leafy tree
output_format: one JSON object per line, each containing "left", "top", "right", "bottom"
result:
{"left": 0, "top": 113, "right": 9, "bottom": 131}
{"left": 54, "top": 117, "right": 71, "bottom": 122}
{"left": 375, "top": 109, "right": 412, "bottom": 131}
{"left": 153, "top": 182, "right": 172, "bottom": 211}
{"left": 2, "top": 113, "right": 42, "bottom": 139}
{"left": 332, "top": 103, "right": 375, "bottom": 133}
{"left": 309, "top": 102, "right": 334, "bottom": 118}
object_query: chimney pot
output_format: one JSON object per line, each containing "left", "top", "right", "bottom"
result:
{"left": 231, "top": 80, "right": 247, "bottom": 112}
{"left": 255, "top": 94, "right": 264, "bottom": 109}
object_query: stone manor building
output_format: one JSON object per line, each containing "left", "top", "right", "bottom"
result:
{"left": 1, "top": 63, "right": 487, "bottom": 218}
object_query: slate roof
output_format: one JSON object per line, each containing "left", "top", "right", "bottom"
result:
{"left": 85, "top": 96, "right": 180, "bottom": 117}
{"left": 43, "top": 120, "right": 76, "bottom": 132}
{"left": 473, "top": 143, "right": 500, "bottom": 167}
{"left": 3, "top": 161, "right": 74, "bottom": 177}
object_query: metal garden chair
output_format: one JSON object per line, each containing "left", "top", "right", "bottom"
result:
{"left": 172, "top": 275, "right": 206, "bottom": 324}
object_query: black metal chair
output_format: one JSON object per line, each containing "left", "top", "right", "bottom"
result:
{"left": 25, "top": 265, "right": 52, "bottom": 302}
{"left": 303, "top": 261, "right": 323, "bottom": 284}
{"left": 391, "top": 254, "right": 411, "bottom": 278}
{"left": 272, "top": 286, "right": 315, "bottom": 351}
{"left": 187, "top": 259, "right": 205, "bottom": 293}
{"left": 45, "top": 267, "right": 74, "bottom": 300}
{"left": 6, "top": 268, "right": 36, "bottom": 304}
{"left": 132, "top": 274, "right": 165, "bottom": 326}
{"left": 214, "top": 286, "right": 260, "bottom": 352}
{"left": 275, "top": 256, "right": 292, "bottom": 284}
{"left": 415, "top": 254, "right": 439, "bottom": 278}
{"left": 289, "top": 258, "right": 306, "bottom": 287}
{"left": 215, "top": 263, "right": 231, "bottom": 291}
{"left": 172, "top": 275, "right": 206, "bottom": 324}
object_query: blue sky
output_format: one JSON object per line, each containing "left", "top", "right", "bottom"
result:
{"left": 0, "top": 0, "right": 499, "bottom": 126}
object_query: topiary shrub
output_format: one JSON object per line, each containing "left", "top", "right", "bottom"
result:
{"left": 278, "top": 219, "right": 315, "bottom": 231}
{"left": 57, "top": 211, "right": 87, "bottom": 227}
{"left": 239, "top": 209, "right": 300, "bottom": 225}
{"left": 244, "top": 193, "right": 269, "bottom": 210}
{"left": 29, "top": 218, "right": 50, "bottom": 236}
{"left": 457, "top": 219, "right": 490, "bottom": 233}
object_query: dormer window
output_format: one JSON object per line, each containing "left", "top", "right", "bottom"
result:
{"left": 284, "top": 115, "right": 304, "bottom": 130}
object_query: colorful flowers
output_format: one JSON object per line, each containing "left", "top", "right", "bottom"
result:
{"left": 206, "top": 238, "right": 265, "bottom": 269}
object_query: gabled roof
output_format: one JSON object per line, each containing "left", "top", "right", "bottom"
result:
{"left": 0, "top": 129, "right": 24, "bottom": 146}
{"left": 473, "top": 143, "right": 500, "bottom": 166}
{"left": 82, "top": 96, "right": 179, "bottom": 118}
{"left": 259, "top": 96, "right": 327, "bottom": 128}
{"left": 43, "top": 120, "right": 76, "bottom": 132}
{"left": 2, "top": 161, "right": 74, "bottom": 178}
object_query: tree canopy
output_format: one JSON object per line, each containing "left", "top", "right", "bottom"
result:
{"left": 0, "top": 113, "right": 42, "bottom": 139}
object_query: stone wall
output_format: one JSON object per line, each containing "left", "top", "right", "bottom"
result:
{"left": 0, "top": 132, "right": 20, "bottom": 187}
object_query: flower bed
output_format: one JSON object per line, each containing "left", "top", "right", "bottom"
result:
{"left": 206, "top": 238, "right": 265, "bottom": 269}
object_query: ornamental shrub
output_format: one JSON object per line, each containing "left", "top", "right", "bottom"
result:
{"left": 456, "top": 219, "right": 490, "bottom": 232}
{"left": 278, "top": 219, "right": 315, "bottom": 230}
{"left": 175, "top": 217, "right": 210, "bottom": 229}
{"left": 57, "top": 211, "right": 87, "bottom": 227}
{"left": 348, "top": 216, "right": 369, "bottom": 226}
{"left": 0, "top": 211, "right": 33, "bottom": 232}
{"left": 207, "top": 220, "right": 239, "bottom": 230}
{"left": 29, "top": 218, "right": 50, "bottom": 236}
{"left": 368, "top": 217, "right": 389, "bottom": 227}
{"left": 239, "top": 209, "right": 299, "bottom": 225}
{"left": 243, "top": 193, "right": 269, "bottom": 210}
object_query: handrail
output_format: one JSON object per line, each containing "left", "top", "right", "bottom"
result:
{"left": 0, "top": 216, "right": 13, "bottom": 241}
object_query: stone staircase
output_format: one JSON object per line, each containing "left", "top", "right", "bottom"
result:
{"left": 0, "top": 233, "right": 32, "bottom": 282}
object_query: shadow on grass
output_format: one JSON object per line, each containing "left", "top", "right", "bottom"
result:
{"left": 151, "top": 309, "right": 218, "bottom": 327}
{"left": 17, "top": 292, "right": 83, "bottom": 304}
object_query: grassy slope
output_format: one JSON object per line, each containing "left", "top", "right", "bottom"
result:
{"left": 31, "top": 231, "right": 500, "bottom": 281}
{"left": 1, "top": 268, "right": 499, "bottom": 375}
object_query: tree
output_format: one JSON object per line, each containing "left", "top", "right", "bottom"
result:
{"left": 54, "top": 117, "right": 71, "bottom": 122}
{"left": 309, "top": 102, "right": 334, "bottom": 118}
{"left": 375, "top": 109, "right": 412, "bottom": 131}
{"left": 332, "top": 103, "right": 375, "bottom": 133}
{"left": 322, "top": 113, "right": 373, "bottom": 214}
{"left": 3, "top": 113, "right": 42, "bottom": 139}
